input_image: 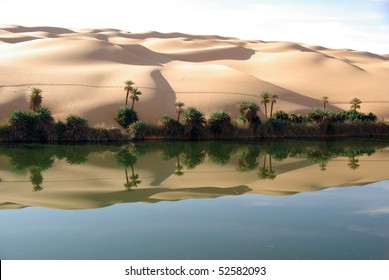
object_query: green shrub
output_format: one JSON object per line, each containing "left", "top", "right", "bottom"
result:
{"left": 7, "top": 109, "right": 36, "bottom": 141}
{"left": 128, "top": 120, "right": 146, "bottom": 139}
{"left": 289, "top": 113, "right": 303, "bottom": 124}
{"left": 0, "top": 124, "right": 10, "bottom": 140}
{"left": 238, "top": 101, "right": 260, "bottom": 122}
{"left": 64, "top": 115, "right": 88, "bottom": 141}
{"left": 159, "top": 114, "right": 184, "bottom": 138}
{"left": 208, "top": 111, "right": 232, "bottom": 136}
{"left": 329, "top": 111, "right": 347, "bottom": 123}
{"left": 265, "top": 118, "right": 285, "bottom": 133}
{"left": 306, "top": 108, "right": 330, "bottom": 123}
{"left": 273, "top": 110, "right": 289, "bottom": 122}
{"left": 115, "top": 107, "right": 138, "bottom": 129}
{"left": 183, "top": 107, "right": 206, "bottom": 138}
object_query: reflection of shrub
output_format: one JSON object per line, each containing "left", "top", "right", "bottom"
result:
{"left": 207, "top": 142, "right": 233, "bottom": 165}
{"left": 115, "top": 107, "right": 138, "bottom": 129}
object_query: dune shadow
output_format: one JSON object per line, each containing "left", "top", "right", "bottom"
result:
{"left": 160, "top": 46, "right": 256, "bottom": 62}
{"left": 137, "top": 70, "right": 177, "bottom": 119}
{"left": 90, "top": 185, "right": 252, "bottom": 206}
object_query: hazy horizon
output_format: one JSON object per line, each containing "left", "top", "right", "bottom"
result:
{"left": 1, "top": 0, "right": 388, "bottom": 54}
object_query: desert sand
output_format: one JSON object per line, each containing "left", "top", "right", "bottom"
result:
{"left": 1, "top": 25, "right": 388, "bottom": 126}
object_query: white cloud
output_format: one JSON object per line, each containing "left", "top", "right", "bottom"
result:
{"left": 0, "top": 0, "right": 388, "bottom": 54}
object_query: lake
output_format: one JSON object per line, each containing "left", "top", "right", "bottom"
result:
{"left": 0, "top": 140, "right": 388, "bottom": 260}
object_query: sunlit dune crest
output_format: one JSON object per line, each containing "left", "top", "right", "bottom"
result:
{"left": 0, "top": 25, "right": 388, "bottom": 126}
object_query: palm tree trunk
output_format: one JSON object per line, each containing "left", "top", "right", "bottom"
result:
{"left": 131, "top": 165, "right": 135, "bottom": 178}
{"left": 270, "top": 102, "right": 274, "bottom": 118}
{"left": 263, "top": 154, "right": 267, "bottom": 170}
{"left": 131, "top": 99, "right": 135, "bottom": 110}
{"left": 264, "top": 104, "right": 268, "bottom": 119}
{"left": 125, "top": 90, "right": 129, "bottom": 106}
{"left": 269, "top": 155, "right": 273, "bottom": 172}
{"left": 125, "top": 169, "right": 129, "bottom": 185}
{"left": 177, "top": 111, "right": 181, "bottom": 122}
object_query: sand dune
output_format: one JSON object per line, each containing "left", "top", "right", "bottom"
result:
{"left": 0, "top": 25, "right": 388, "bottom": 125}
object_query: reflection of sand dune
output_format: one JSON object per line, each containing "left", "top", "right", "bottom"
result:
{"left": 1, "top": 25, "right": 388, "bottom": 125}
{"left": 0, "top": 148, "right": 388, "bottom": 210}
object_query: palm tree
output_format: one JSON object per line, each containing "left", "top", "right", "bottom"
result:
{"left": 208, "top": 111, "right": 232, "bottom": 136}
{"left": 29, "top": 88, "right": 43, "bottom": 111}
{"left": 350, "top": 97, "right": 362, "bottom": 111}
{"left": 124, "top": 80, "right": 134, "bottom": 106}
{"left": 238, "top": 101, "right": 259, "bottom": 122}
{"left": 260, "top": 91, "right": 270, "bottom": 119}
{"left": 269, "top": 93, "right": 278, "bottom": 118}
{"left": 182, "top": 106, "right": 206, "bottom": 138}
{"left": 175, "top": 101, "right": 185, "bottom": 122}
{"left": 322, "top": 96, "right": 329, "bottom": 109}
{"left": 130, "top": 87, "right": 142, "bottom": 110}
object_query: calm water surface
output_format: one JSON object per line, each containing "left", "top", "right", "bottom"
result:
{"left": 0, "top": 140, "right": 388, "bottom": 259}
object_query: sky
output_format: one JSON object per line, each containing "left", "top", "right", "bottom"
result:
{"left": 0, "top": 0, "right": 388, "bottom": 54}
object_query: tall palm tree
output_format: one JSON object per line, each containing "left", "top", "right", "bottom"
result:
{"left": 269, "top": 93, "right": 278, "bottom": 118}
{"left": 124, "top": 80, "right": 134, "bottom": 106}
{"left": 260, "top": 91, "right": 270, "bottom": 119}
{"left": 350, "top": 97, "right": 362, "bottom": 111}
{"left": 175, "top": 101, "right": 185, "bottom": 122}
{"left": 322, "top": 96, "right": 329, "bottom": 109}
{"left": 29, "top": 88, "right": 43, "bottom": 111}
{"left": 130, "top": 87, "right": 142, "bottom": 110}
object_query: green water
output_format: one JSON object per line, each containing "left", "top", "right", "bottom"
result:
{"left": 0, "top": 140, "right": 388, "bottom": 259}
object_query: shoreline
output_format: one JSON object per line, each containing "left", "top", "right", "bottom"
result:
{"left": 1, "top": 123, "right": 388, "bottom": 143}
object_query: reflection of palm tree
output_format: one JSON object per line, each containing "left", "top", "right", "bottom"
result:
{"left": 319, "top": 161, "right": 327, "bottom": 171}
{"left": 348, "top": 157, "right": 360, "bottom": 170}
{"left": 258, "top": 154, "right": 277, "bottom": 180}
{"left": 126, "top": 165, "right": 141, "bottom": 190}
{"left": 236, "top": 147, "right": 259, "bottom": 172}
{"left": 174, "top": 155, "right": 184, "bottom": 176}
{"left": 29, "top": 167, "right": 44, "bottom": 192}
{"left": 115, "top": 147, "right": 141, "bottom": 191}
